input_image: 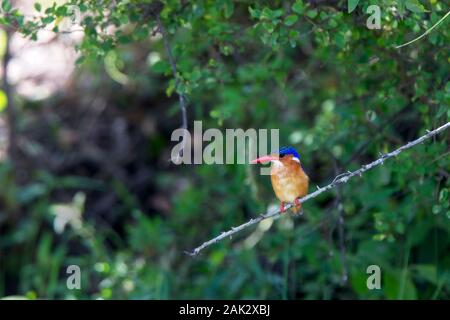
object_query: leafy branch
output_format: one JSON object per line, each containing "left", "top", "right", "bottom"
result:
{"left": 186, "top": 121, "right": 450, "bottom": 256}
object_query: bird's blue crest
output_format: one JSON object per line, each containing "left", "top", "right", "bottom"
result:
{"left": 279, "top": 146, "right": 300, "bottom": 159}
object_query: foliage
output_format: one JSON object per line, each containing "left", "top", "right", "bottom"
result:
{"left": 0, "top": 0, "right": 449, "bottom": 299}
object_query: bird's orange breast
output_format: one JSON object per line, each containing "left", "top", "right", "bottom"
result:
{"left": 270, "top": 156, "right": 309, "bottom": 203}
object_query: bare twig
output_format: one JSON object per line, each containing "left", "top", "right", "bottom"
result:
{"left": 186, "top": 122, "right": 450, "bottom": 256}
{"left": 329, "top": 155, "right": 348, "bottom": 285}
{"left": 336, "top": 189, "right": 347, "bottom": 284}
{"left": 155, "top": 14, "right": 188, "bottom": 162}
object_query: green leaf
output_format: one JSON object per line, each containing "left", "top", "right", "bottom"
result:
{"left": 0, "top": 90, "right": 7, "bottom": 111}
{"left": 248, "top": 7, "right": 261, "bottom": 19}
{"left": 348, "top": 0, "right": 359, "bottom": 13}
{"left": 328, "top": 19, "right": 338, "bottom": 28}
{"left": 261, "top": 7, "right": 283, "bottom": 20}
{"left": 439, "top": 189, "right": 449, "bottom": 203}
{"left": 384, "top": 270, "right": 418, "bottom": 299}
{"left": 405, "top": 0, "right": 426, "bottom": 13}
{"left": 34, "top": 2, "right": 41, "bottom": 12}
{"left": 432, "top": 204, "right": 441, "bottom": 214}
{"left": 272, "top": 9, "right": 284, "bottom": 19}
{"left": 289, "top": 29, "right": 300, "bottom": 47}
{"left": 79, "top": 4, "right": 87, "bottom": 13}
{"left": 0, "top": 29, "right": 5, "bottom": 57}
{"left": 166, "top": 79, "right": 176, "bottom": 97}
{"left": 334, "top": 32, "right": 346, "bottom": 49}
{"left": 2, "top": 0, "right": 11, "bottom": 12}
{"left": 289, "top": 29, "right": 300, "bottom": 40}
{"left": 17, "top": 183, "right": 47, "bottom": 204}
{"left": 223, "top": 0, "right": 234, "bottom": 19}
{"left": 41, "top": 16, "right": 55, "bottom": 24}
{"left": 292, "top": 1, "right": 303, "bottom": 14}
{"left": 306, "top": 9, "right": 318, "bottom": 19}
{"left": 75, "top": 55, "right": 85, "bottom": 65}
{"left": 284, "top": 14, "right": 298, "bottom": 26}
{"left": 412, "top": 265, "right": 438, "bottom": 285}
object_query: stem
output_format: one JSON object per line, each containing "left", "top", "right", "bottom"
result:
{"left": 2, "top": 27, "right": 18, "bottom": 164}
{"left": 156, "top": 15, "right": 188, "bottom": 162}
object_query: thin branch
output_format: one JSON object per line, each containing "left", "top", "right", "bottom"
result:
{"left": 155, "top": 14, "right": 188, "bottom": 162}
{"left": 2, "top": 27, "right": 18, "bottom": 164}
{"left": 186, "top": 121, "right": 450, "bottom": 256}
{"left": 336, "top": 193, "right": 347, "bottom": 284}
{"left": 330, "top": 155, "right": 348, "bottom": 285}
{"left": 395, "top": 10, "right": 450, "bottom": 49}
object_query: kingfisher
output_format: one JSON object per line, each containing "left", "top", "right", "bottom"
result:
{"left": 251, "top": 146, "right": 309, "bottom": 214}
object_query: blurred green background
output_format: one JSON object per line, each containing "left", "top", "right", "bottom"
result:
{"left": 0, "top": 0, "right": 449, "bottom": 299}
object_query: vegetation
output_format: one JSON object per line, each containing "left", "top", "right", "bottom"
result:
{"left": 0, "top": 0, "right": 449, "bottom": 299}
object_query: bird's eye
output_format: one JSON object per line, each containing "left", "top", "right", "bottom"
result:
{"left": 279, "top": 154, "right": 286, "bottom": 158}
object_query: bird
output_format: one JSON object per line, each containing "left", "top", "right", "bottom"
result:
{"left": 251, "top": 146, "right": 309, "bottom": 214}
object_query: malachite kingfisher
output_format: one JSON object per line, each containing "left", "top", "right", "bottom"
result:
{"left": 251, "top": 146, "right": 309, "bottom": 214}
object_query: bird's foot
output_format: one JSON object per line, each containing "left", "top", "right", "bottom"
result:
{"left": 279, "top": 202, "right": 286, "bottom": 213}
{"left": 294, "top": 197, "right": 304, "bottom": 216}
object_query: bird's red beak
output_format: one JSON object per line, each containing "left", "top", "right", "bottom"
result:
{"left": 251, "top": 155, "right": 279, "bottom": 164}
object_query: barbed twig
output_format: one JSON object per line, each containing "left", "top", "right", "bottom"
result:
{"left": 186, "top": 122, "right": 450, "bottom": 256}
